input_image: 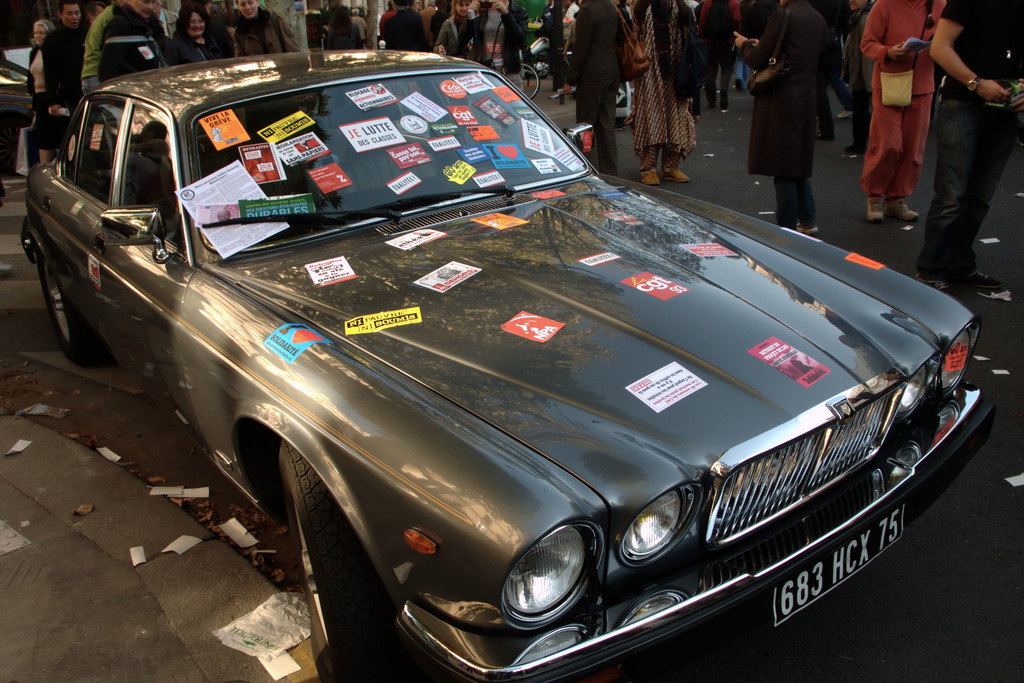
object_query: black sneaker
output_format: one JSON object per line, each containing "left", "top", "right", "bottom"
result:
{"left": 844, "top": 144, "right": 867, "bottom": 154}
{"left": 917, "top": 276, "right": 949, "bottom": 291}
{"left": 951, "top": 272, "right": 1002, "bottom": 289}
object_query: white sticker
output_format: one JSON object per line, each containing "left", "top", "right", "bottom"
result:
{"left": 521, "top": 118, "right": 557, "bottom": 157}
{"left": 473, "top": 170, "right": 505, "bottom": 187}
{"left": 305, "top": 256, "right": 356, "bottom": 286}
{"left": 579, "top": 252, "right": 621, "bottom": 266}
{"left": 339, "top": 117, "right": 406, "bottom": 153}
{"left": 453, "top": 73, "right": 494, "bottom": 94}
{"left": 345, "top": 83, "right": 398, "bottom": 110}
{"left": 531, "top": 158, "right": 560, "bottom": 174}
{"left": 138, "top": 44, "right": 154, "bottom": 60}
{"left": 400, "top": 115, "right": 429, "bottom": 134}
{"left": 273, "top": 131, "right": 329, "bottom": 166}
{"left": 386, "top": 229, "right": 447, "bottom": 250}
{"left": 129, "top": 546, "right": 147, "bottom": 567}
{"left": 401, "top": 91, "right": 449, "bottom": 122}
{"left": 387, "top": 171, "right": 422, "bottom": 195}
{"left": 88, "top": 253, "right": 101, "bottom": 290}
{"left": 414, "top": 261, "right": 481, "bottom": 292}
{"left": 626, "top": 361, "right": 707, "bottom": 413}
{"left": 427, "top": 135, "right": 462, "bottom": 152}
{"left": 555, "top": 145, "right": 585, "bottom": 169}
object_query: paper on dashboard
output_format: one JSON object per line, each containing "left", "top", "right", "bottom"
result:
{"left": 175, "top": 160, "right": 288, "bottom": 258}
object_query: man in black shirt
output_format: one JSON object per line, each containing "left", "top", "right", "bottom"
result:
{"left": 43, "top": 0, "right": 88, "bottom": 118}
{"left": 916, "top": 0, "right": 1024, "bottom": 290}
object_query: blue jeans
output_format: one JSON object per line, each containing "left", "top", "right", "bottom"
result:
{"left": 735, "top": 56, "right": 749, "bottom": 89}
{"left": 828, "top": 65, "right": 853, "bottom": 111}
{"left": 774, "top": 177, "right": 817, "bottom": 229}
{"left": 917, "top": 99, "right": 1018, "bottom": 280}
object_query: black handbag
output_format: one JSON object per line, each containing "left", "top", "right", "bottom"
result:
{"left": 747, "top": 9, "right": 790, "bottom": 97}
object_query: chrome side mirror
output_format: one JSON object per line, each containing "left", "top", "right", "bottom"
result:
{"left": 562, "top": 124, "right": 594, "bottom": 154}
{"left": 100, "top": 207, "right": 171, "bottom": 263}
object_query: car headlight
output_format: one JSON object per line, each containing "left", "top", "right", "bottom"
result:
{"left": 896, "top": 363, "right": 931, "bottom": 418}
{"left": 622, "top": 486, "right": 699, "bottom": 562}
{"left": 504, "top": 526, "right": 586, "bottom": 618}
{"left": 940, "top": 326, "right": 977, "bottom": 394}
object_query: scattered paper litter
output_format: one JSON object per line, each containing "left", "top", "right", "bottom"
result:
{"left": 991, "top": 369, "right": 1010, "bottom": 375}
{"left": 16, "top": 404, "right": 72, "bottom": 419}
{"left": 979, "top": 237, "right": 1000, "bottom": 244}
{"left": 150, "top": 486, "right": 185, "bottom": 496}
{"left": 754, "top": 181, "right": 759, "bottom": 185}
{"left": 252, "top": 549, "right": 278, "bottom": 554}
{"left": 212, "top": 592, "right": 311, "bottom": 664}
{"left": 978, "top": 290, "right": 1011, "bottom": 301}
{"left": 180, "top": 487, "right": 210, "bottom": 498}
{"left": 5, "top": 439, "right": 30, "bottom": 456}
{"left": 1006, "top": 472, "right": 1024, "bottom": 487}
{"left": 1015, "top": 193, "right": 1024, "bottom": 198}
{"left": 96, "top": 446, "right": 121, "bottom": 462}
{"left": 547, "top": 92, "right": 561, "bottom": 100}
{"left": 162, "top": 535, "right": 202, "bottom": 555}
{"left": 902, "top": 225, "right": 915, "bottom": 231}
{"left": 219, "top": 517, "right": 259, "bottom": 548}
{"left": 260, "top": 652, "right": 302, "bottom": 681}
{"left": 703, "top": 153, "right": 715, "bottom": 157}
{"left": 758, "top": 211, "right": 775, "bottom": 215}
{"left": 973, "top": 355, "right": 990, "bottom": 361}
{"left": 130, "top": 546, "right": 147, "bottom": 567}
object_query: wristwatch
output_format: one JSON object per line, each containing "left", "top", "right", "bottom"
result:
{"left": 967, "top": 76, "right": 980, "bottom": 91}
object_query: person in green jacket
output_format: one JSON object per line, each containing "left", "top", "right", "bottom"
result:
{"left": 81, "top": 3, "right": 116, "bottom": 93}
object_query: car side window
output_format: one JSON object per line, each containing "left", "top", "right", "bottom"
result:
{"left": 119, "top": 103, "right": 182, "bottom": 248}
{"left": 74, "top": 98, "right": 125, "bottom": 204}
{"left": 57, "top": 109, "right": 84, "bottom": 179}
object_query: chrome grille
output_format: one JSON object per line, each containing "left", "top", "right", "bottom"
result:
{"left": 708, "top": 391, "right": 898, "bottom": 547}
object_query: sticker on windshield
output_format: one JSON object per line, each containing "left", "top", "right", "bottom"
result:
{"left": 400, "top": 115, "right": 429, "bottom": 134}
{"left": 501, "top": 311, "right": 565, "bottom": 343}
{"left": 749, "top": 337, "right": 831, "bottom": 388}
{"left": 531, "top": 189, "right": 565, "bottom": 199}
{"left": 555, "top": 145, "right": 585, "bottom": 169}
{"left": 340, "top": 117, "right": 407, "bottom": 153}
{"left": 443, "top": 160, "right": 476, "bottom": 185}
{"left": 601, "top": 210, "right": 642, "bottom": 225}
{"left": 627, "top": 362, "right": 707, "bottom": 413}
{"left": 531, "top": 158, "right": 560, "bottom": 174}
{"left": 621, "top": 272, "right": 689, "bottom": 300}
{"left": 274, "top": 132, "right": 329, "bottom": 166}
{"left": 239, "top": 142, "right": 284, "bottom": 184}
{"left": 448, "top": 106, "right": 479, "bottom": 126}
{"left": 453, "top": 73, "right": 494, "bottom": 93}
{"left": 388, "top": 143, "right": 432, "bottom": 169}
{"left": 265, "top": 324, "right": 328, "bottom": 364}
{"left": 387, "top": 171, "right": 422, "bottom": 195}
{"left": 440, "top": 79, "right": 468, "bottom": 99}
{"left": 257, "top": 111, "right": 315, "bottom": 143}
{"left": 579, "top": 252, "right": 621, "bottom": 266}
{"left": 682, "top": 243, "right": 738, "bottom": 257}
{"left": 427, "top": 135, "right": 461, "bottom": 152}
{"left": 305, "top": 256, "right": 356, "bottom": 287}
{"left": 492, "top": 86, "right": 521, "bottom": 102}
{"left": 386, "top": 229, "right": 447, "bottom": 250}
{"left": 431, "top": 121, "right": 458, "bottom": 136}
{"left": 473, "top": 170, "right": 505, "bottom": 188}
{"left": 200, "top": 109, "right": 251, "bottom": 150}
{"left": 89, "top": 123, "right": 103, "bottom": 150}
{"left": 468, "top": 125, "right": 500, "bottom": 141}
{"left": 472, "top": 213, "right": 527, "bottom": 229}
{"left": 414, "top": 261, "right": 481, "bottom": 292}
{"left": 473, "top": 97, "right": 515, "bottom": 126}
{"left": 401, "top": 91, "right": 448, "bottom": 122}
{"left": 239, "top": 194, "right": 315, "bottom": 217}
{"left": 521, "top": 118, "right": 557, "bottom": 157}
{"left": 485, "top": 144, "right": 529, "bottom": 168}
{"left": 345, "top": 83, "right": 398, "bottom": 110}
{"left": 513, "top": 106, "right": 538, "bottom": 120}
{"left": 458, "top": 145, "right": 489, "bottom": 163}
{"left": 307, "top": 163, "right": 353, "bottom": 193}
{"left": 88, "top": 253, "right": 101, "bottom": 290}
{"left": 345, "top": 307, "right": 422, "bottom": 335}
{"left": 845, "top": 252, "right": 886, "bottom": 270}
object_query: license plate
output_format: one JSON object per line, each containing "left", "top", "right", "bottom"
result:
{"left": 773, "top": 505, "right": 904, "bottom": 625}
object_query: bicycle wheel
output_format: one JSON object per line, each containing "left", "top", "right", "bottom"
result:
{"left": 520, "top": 64, "right": 540, "bottom": 100}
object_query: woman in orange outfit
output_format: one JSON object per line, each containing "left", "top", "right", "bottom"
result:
{"left": 859, "top": 0, "right": 943, "bottom": 223}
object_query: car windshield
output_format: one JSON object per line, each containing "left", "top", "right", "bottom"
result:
{"left": 188, "top": 69, "right": 587, "bottom": 256}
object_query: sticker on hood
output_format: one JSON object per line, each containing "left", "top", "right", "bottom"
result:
{"left": 621, "top": 272, "right": 689, "bottom": 300}
{"left": 579, "top": 252, "right": 620, "bottom": 266}
{"left": 265, "top": 324, "right": 329, "bottom": 364}
{"left": 601, "top": 210, "right": 642, "bottom": 225}
{"left": 345, "top": 307, "right": 422, "bottom": 335}
{"left": 531, "top": 189, "right": 565, "bottom": 199}
{"left": 414, "top": 261, "right": 481, "bottom": 292}
{"left": 501, "top": 311, "right": 565, "bottom": 343}
{"left": 472, "top": 213, "right": 527, "bottom": 229}
{"left": 845, "top": 252, "right": 886, "bottom": 270}
{"left": 305, "top": 256, "right": 356, "bottom": 287}
{"left": 627, "top": 362, "right": 707, "bottom": 413}
{"left": 682, "top": 243, "right": 738, "bottom": 257}
{"left": 748, "top": 337, "right": 831, "bottom": 388}
{"left": 386, "top": 229, "right": 447, "bottom": 250}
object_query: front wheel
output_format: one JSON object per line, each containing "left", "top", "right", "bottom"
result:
{"left": 279, "top": 442, "right": 421, "bottom": 683}
{"left": 520, "top": 64, "right": 540, "bottom": 100}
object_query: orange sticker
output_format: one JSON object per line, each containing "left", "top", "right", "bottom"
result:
{"left": 468, "top": 125, "right": 499, "bottom": 141}
{"left": 471, "top": 213, "right": 528, "bottom": 229}
{"left": 845, "top": 252, "right": 885, "bottom": 270}
{"left": 492, "top": 86, "right": 521, "bottom": 102}
{"left": 198, "top": 109, "right": 251, "bottom": 150}
{"left": 440, "top": 79, "right": 467, "bottom": 99}
{"left": 531, "top": 190, "right": 565, "bottom": 199}
{"left": 944, "top": 341, "right": 968, "bottom": 374}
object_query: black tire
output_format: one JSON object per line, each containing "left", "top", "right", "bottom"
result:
{"left": 0, "top": 114, "right": 30, "bottom": 174}
{"left": 36, "top": 253, "right": 108, "bottom": 365}
{"left": 279, "top": 442, "right": 423, "bottom": 683}
{"left": 521, "top": 64, "right": 540, "bottom": 100}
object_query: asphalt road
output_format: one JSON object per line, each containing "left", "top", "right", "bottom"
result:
{"left": 0, "top": 84, "right": 1021, "bottom": 682}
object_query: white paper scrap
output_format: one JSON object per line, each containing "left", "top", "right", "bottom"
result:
{"left": 130, "top": 546, "right": 147, "bottom": 567}
{"left": 1005, "top": 472, "right": 1024, "bottom": 487}
{"left": 758, "top": 211, "right": 774, "bottom": 215}
{"left": 181, "top": 487, "right": 210, "bottom": 498}
{"left": 162, "top": 535, "right": 203, "bottom": 555}
{"left": 212, "top": 592, "right": 311, "bottom": 663}
{"left": 5, "top": 439, "right": 31, "bottom": 456}
{"left": 902, "top": 225, "right": 915, "bottom": 231}
{"left": 991, "top": 369, "right": 1010, "bottom": 375}
{"left": 979, "top": 237, "right": 1000, "bottom": 244}
{"left": 260, "top": 651, "right": 302, "bottom": 680}
{"left": 96, "top": 446, "right": 121, "bottom": 462}
{"left": 220, "top": 517, "right": 259, "bottom": 548}
{"left": 703, "top": 153, "right": 715, "bottom": 157}
{"left": 973, "top": 355, "right": 990, "bottom": 361}
{"left": 978, "top": 290, "right": 1011, "bottom": 301}
{"left": 150, "top": 486, "right": 186, "bottom": 496}
{"left": 1015, "top": 193, "right": 1024, "bottom": 198}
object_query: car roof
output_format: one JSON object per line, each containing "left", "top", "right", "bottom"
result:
{"left": 92, "top": 51, "right": 464, "bottom": 120}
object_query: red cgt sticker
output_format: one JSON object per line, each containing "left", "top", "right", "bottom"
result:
{"left": 501, "top": 311, "right": 565, "bottom": 343}
{"left": 944, "top": 340, "right": 969, "bottom": 374}
{"left": 621, "top": 272, "right": 689, "bottom": 300}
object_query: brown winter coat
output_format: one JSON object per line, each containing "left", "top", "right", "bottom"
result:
{"left": 843, "top": 3, "right": 872, "bottom": 92}
{"left": 234, "top": 9, "right": 300, "bottom": 57}
{"left": 740, "top": 0, "right": 825, "bottom": 177}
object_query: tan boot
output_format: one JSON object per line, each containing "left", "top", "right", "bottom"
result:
{"left": 640, "top": 170, "right": 660, "bottom": 185}
{"left": 866, "top": 197, "right": 884, "bottom": 223}
{"left": 662, "top": 168, "right": 690, "bottom": 183}
{"left": 884, "top": 198, "right": 919, "bottom": 221}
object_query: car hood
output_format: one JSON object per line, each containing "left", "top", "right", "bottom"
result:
{"left": 227, "top": 180, "right": 933, "bottom": 505}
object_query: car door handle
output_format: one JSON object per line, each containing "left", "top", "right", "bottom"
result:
{"left": 94, "top": 232, "right": 106, "bottom": 253}
{"left": 42, "top": 195, "right": 51, "bottom": 212}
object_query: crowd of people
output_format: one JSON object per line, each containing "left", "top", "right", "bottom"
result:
{"left": 7, "top": 0, "right": 1023, "bottom": 290}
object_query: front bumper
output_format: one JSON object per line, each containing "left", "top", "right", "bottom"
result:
{"left": 399, "top": 386, "right": 994, "bottom": 682}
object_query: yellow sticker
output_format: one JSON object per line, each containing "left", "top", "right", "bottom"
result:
{"left": 471, "top": 213, "right": 529, "bottom": 229}
{"left": 258, "top": 111, "right": 316, "bottom": 143}
{"left": 345, "top": 307, "right": 422, "bottom": 335}
{"left": 199, "top": 109, "right": 251, "bottom": 150}
{"left": 443, "top": 160, "right": 476, "bottom": 185}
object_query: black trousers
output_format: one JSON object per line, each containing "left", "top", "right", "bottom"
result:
{"left": 575, "top": 74, "right": 620, "bottom": 176}
{"left": 816, "top": 63, "right": 834, "bottom": 139}
{"left": 851, "top": 89, "right": 872, "bottom": 149}
{"left": 705, "top": 43, "right": 737, "bottom": 109}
